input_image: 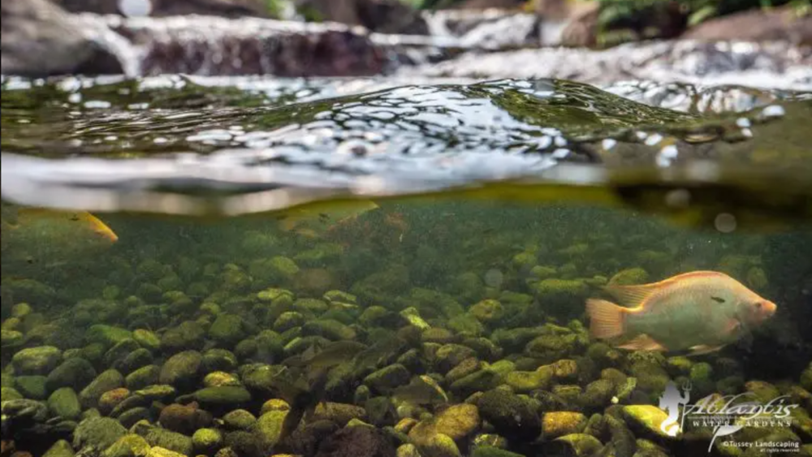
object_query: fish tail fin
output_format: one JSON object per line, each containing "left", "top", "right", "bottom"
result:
{"left": 586, "top": 298, "right": 629, "bottom": 340}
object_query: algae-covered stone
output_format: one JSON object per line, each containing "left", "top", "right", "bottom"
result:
{"left": 15, "top": 375, "right": 48, "bottom": 399}
{"left": 203, "top": 371, "right": 240, "bottom": 388}
{"left": 201, "top": 349, "right": 238, "bottom": 374}
{"left": 478, "top": 389, "right": 540, "bottom": 441}
{"left": 665, "top": 356, "right": 693, "bottom": 377}
{"left": 435, "top": 403, "right": 480, "bottom": 441}
{"left": 146, "top": 447, "right": 186, "bottom": 457}
{"left": 125, "top": 365, "right": 161, "bottom": 391}
{"left": 801, "top": 365, "right": 812, "bottom": 392}
{"left": 302, "top": 319, "right": 356, "bottom": 341}
{"left": 745, "top": 380, "right": 781, "bottom": 404}
{"left": 622, "top": 405, "right": 676, "bottom": 440}
{"left": 160, "top": 321, "right": 205, "bottom": 353}
{"left": 491, "top": 327, "right": 545, "bottom": 353}
{"left": 80, "top": 369, "right": 124, "bottom": 409}
{"left": 192, "top": 428, "right": 223, "bottom": 455}
{"left": 132, "top": 329, "right": 161, "bottom": 352}
{"left": 137, "top": 425, "right": 194, "bottom": 456}
{"left": 101, "top": 434, "right": 150, "bottom": 457}
{"left": 628, "top": 360, "right": 670, "bottom": 395}
{"left": 1, "top": 387, "right": 23, "bottom": 401}
{"left": 209, "top": 314, "right": 246, "bottom": 348}
{"left": 223, "top": 409, "right": 257, "bottom": 430}
{"left": 553, "top": 433, "right": 602, "bottom": 456}
{"left": 609, "top": 268, "right": 649, "bottom": 286}
{"left": 364, "top": 364, "right": 411, "bottom": 393}
{"left": 689, "top": 362, "right": 714, "bottom": 397}
{"left": 449, "top": 369, "right": 502, "bottom": 397}
{"left": 399, "top": 307, "right": 430, "bottom": 330}
{"left": 43, "top": 439, "right": 75, "bottom": 457}
{"left": 48, "top": 387, "right": 82, "bottom": 420}
{"left": 272, "top": 312, "right": 306, "bottom": 333}
{"left": 118, "top": 349, "right": 153, "bottom": 376}
{"left": 542, "top": 412, "right": 587, "bottom": 440}
{"left": 582, "top": 379, "right": 615, "bottom": 411}
{"left": 504, "top": 370, "right": 552, "bottom": 393}
{"left": 447, "top": 315, "right": 484, "bottom": 337}
{"left": 253, "top": 410, "right": 288, "bottom": 448}
{"left": 73, "top": 417, "right": 127, "bottom": 454}
{"left": 12, "top": 345, "right": 62, "bottom": 375}
{"left": 469, "top": 300, "right": 504, "bottom": 324}
{"left": 436, "top": 344, "right": 477, "bottom": 374}
{"left": 87, "top": 325, "right": 132, "bottom": 348}
{"left": 1, "top": 329, "right": 24, "bottom": 348}
{"left": 531, "top": 279, "right": 589, "bottom": 308}
{"left": 525, "top": 334, "right": 580, "bottom": 364}
{"left": 193, "top": 386, "right": 251, "bottom": 409}
{"left": 313, "top": 402, "right": 366, "bottom": 426}
{"left": 47, "top": 358, "right": 97, "bottom": 392}
{"left": 159, "top": 351, "right": 202, "bottom": 390}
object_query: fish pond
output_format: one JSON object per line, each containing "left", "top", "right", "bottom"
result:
{"left": 1, "top": 75, "right": 811, "bottom": 457}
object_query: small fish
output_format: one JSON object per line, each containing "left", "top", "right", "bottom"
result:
{"left": 277, "top": 200, "right": 379, "bottom": 236}
{"left": 393, "top": 375, "right": 448, "bottom": 406}
{"left": 284, "top": 340, "right": 367, "bottom": 372}
{"left": 4, "top": 208, "right": 118, "bottom": 243}
{"left": 586, "top": 270, "right": 777, "bottom": 355}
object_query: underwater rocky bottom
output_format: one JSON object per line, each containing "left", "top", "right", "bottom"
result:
{"left": 1, "top": 200, "right": 811, "bottom": 457}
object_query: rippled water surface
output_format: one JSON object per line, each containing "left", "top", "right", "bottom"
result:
{"left": 1, "top": 75, "right": 811, "bottom": 457}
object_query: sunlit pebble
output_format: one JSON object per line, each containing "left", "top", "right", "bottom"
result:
{"left": 656, "top": 144, "right": 679, "bottom": 167}
{"left": 741, "top": 128, "right": 753, "bottom": 138}
{"left": 484, "top": 269, "right": 503, "bottom": 288}
{"left": 67, "top": 139, "right": 83, "bottom": 147}
{"left": 153, "top": 137, "right": 168, "bottom": 144}
{"left": 714, "top": 213, "right": 737, "bottom": 233}
{"left": 554, "top": 136, "right": 567, "bottom": 147}
{"left": 128, "top": 103, "right": 149, "bottom": 110}
{"left": 635, "top": 131, "right": 648, "bottom": 140}
{"left": 665, "top": 189, "right": 691, "bottom": 208}
{"left": 601, "top": 139, "right": 617, "bottom": 150}
{"left": 736, "top": 117, "right": 752, "bottom": 128}
{"left": 536, "top": 136, "right": 552, "bottom": 149}
{"left": 761, "top": 105, "right": 785, "bottom": 119}
{"left": 118, "top": 0, "right": 152, "bottom": 16}
{"left": 104, "top": 135, "right": 117, "bottom": 141}
{"left": 68, "top": 93, "right": 82, "bottom": 104}
{"left": 644, "top": 134, "right": 663, "bottom": 146}
{"left": 16, "top": 119, "right": 30, "bottom": 124}
{"left": 118, "top": 88, "right": 131, "bottom": 95}
{"left": 84, "top": 100, "right": 111, "bottom": 109}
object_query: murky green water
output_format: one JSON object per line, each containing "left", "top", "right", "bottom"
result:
{"left": 1, "top": 75, "right": 811, "bottom": 457}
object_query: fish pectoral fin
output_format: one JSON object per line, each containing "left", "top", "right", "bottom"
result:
{"left": 617, "top": 334, "right": 668, "bottom": 352}
{"left": 603, "top": 283, "right": 659, "bottom": 307}
{"left": 724, "top": 318, "right": 742, "bottom": 335}
{"left": 687, "top": 344, "right": 727, "bottom": 356}
{"left": 689, "top": 344, "right": 727, "bottom": 356}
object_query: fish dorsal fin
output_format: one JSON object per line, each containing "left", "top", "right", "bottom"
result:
{"left": 603, "top": 283, "right": 660, "bottom": 307}
{"left": 604, "top": 270, "right": 730, "bottom": 307}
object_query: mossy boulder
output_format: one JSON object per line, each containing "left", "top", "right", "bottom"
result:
{"left": 42, "top": 440, "right": 75, "bottom": 457}
{"left": 436, "top": 344, "right": 477, "bottom": 374}
{"left": 159, "top": 351, "right": 202, "bottom": 391}
{"left": 542, "top": 412, "right": 588, "bottom": 440}
{"left": 552, "top": 433, "right": 602, "bottom": 456}
{"left": 468, "top": 300, "right": 504, "bottom": 324}
{"left": 125, "top": 365, "right": 161, "bottom": 391}
{"left": 208, "top": 314, "right": 246, "bottom": 348}
{"left": 435, "top": 403, "right": 480, "bottom": 441}
{"left": 253, "top": 410, "right": 288, "bottom": 448}
{"left": 87, "top": 325, "right": 132, "bottom": 348}
{"left": 503, "top": 370, "right": 552, "bottom": 393}
{"left": 622, "top": 405, "right": 676, "bottom": 441}
{"left": 73, "top": 417, "right": 127, "bottom": 454}
{"left": 12, "top": 346, "right": 62, "bottom": 375}
{"left": 15, "top": 375, "right": 48, "bottom": 399}
{"left": 160, "top": 321, "right": 205, "bottom": 354}
{"left": 223, "top": 409, "right": 257, "bottom": 430}
{"left": 201, "top": 349, "right": 238, "bottom": 373}
{"left": 364, "top": 364, "right": 411, "bottom": 393}
{"left": 302, "top": 319, "right": 356, "bottom": 341}
{"left": 193, "top": 386, "right": 251, "bottom": 410}
{"left": 608, "top": 268, "right": 649, "bottom": 286}
{"left": 192, "top": 428, "right": 222, "bottom": 455}
{"left": 79, "top": 369, "right": 124, "bottom": 409}
{"left": 477, "top": 389, "right": 541, "bottom": 441}
{"left": 48, "top": 387, "right": 82, "bottom": 420}
{"left": 132, "top": 329, "right": 161, "bottom": 351}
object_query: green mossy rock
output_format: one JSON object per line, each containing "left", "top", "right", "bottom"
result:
{"left": 159, "top": 351, "right": 202, "bottom": 391}
{"left": 15, "top": 375, "right": 48, "bottom": 400}
{"left": 47, "top": 358, "right": 97, "bottom": 392}
{"left": 79, "top": 369, "right": 124, "bottom": 409}
{"left": 73, "top": 417, "right": 127, "bottom": 454}
{"left": 478, "top": 389, "right": 540, "bottom": 441}
{"left": 622, "top": 405, "right": 676, "bottom": 441}
{"left": 12, "top": 346, "right": 62, "bottom": 375}
{"left": 43, "top": 440, "right": 75, "bottom": 457}
{"left": 87, "top": 325, "right": 132, "bottom": 348}
{"left": 48, "top": 387, "right": 82, "bottom": 420}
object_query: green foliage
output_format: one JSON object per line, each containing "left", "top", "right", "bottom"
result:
{"left": 595, "top": 0, "right": 808, "bottom": 47}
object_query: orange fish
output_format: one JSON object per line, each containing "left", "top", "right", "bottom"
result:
{"left": 586, "top": 271, "right": 777, "bottom": 355}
